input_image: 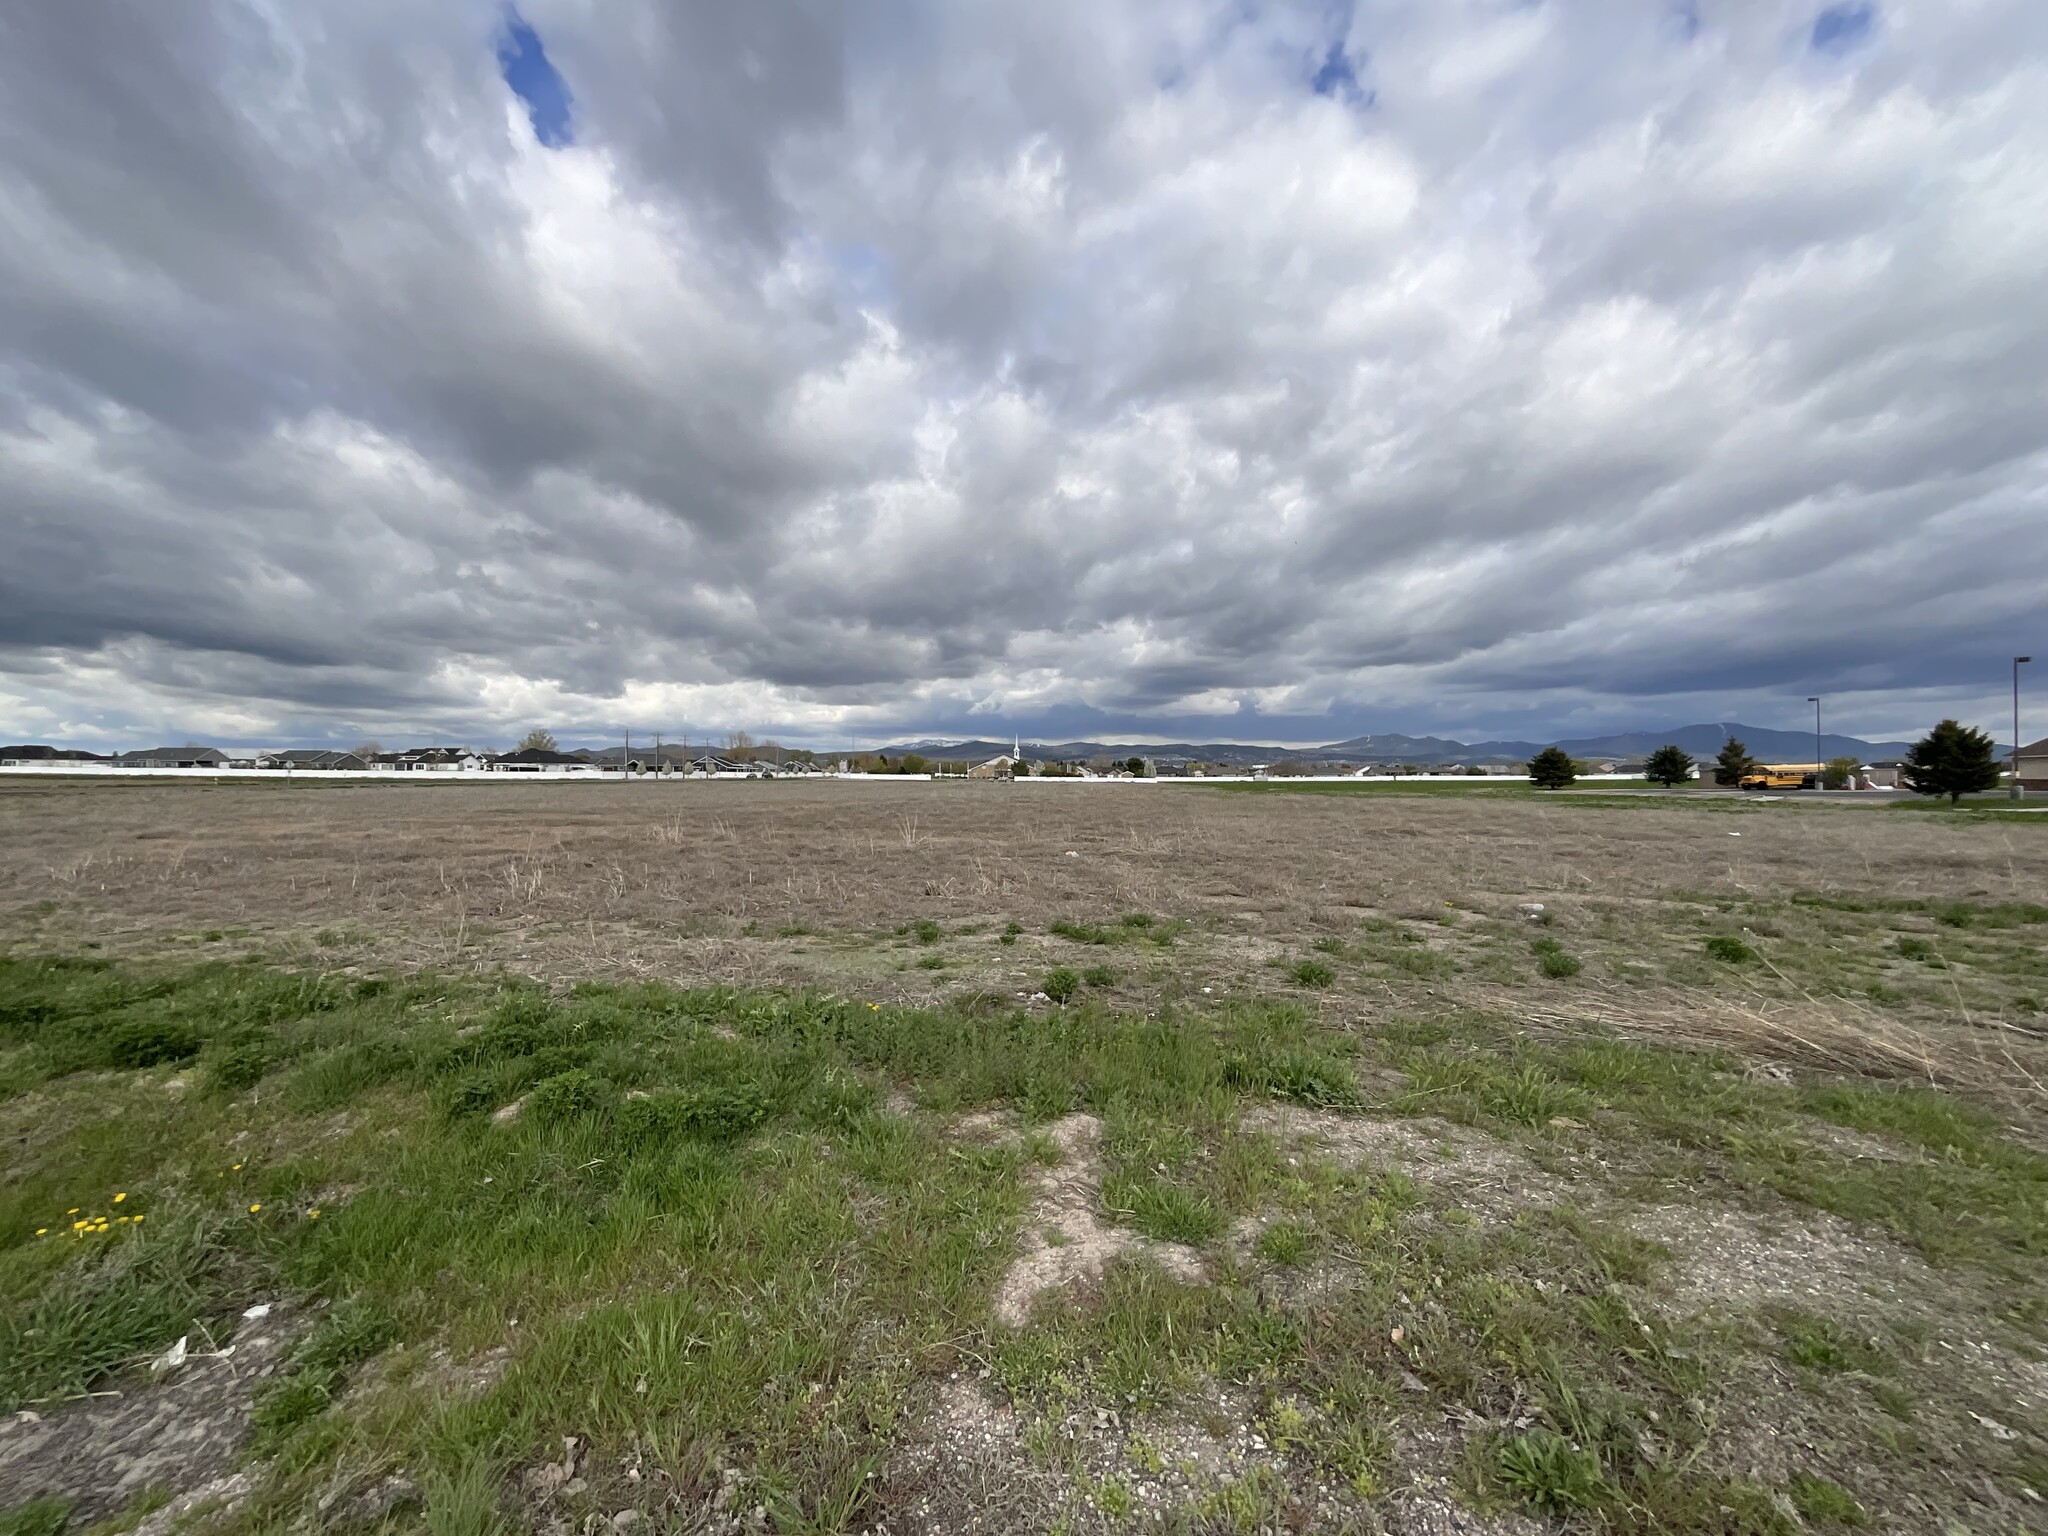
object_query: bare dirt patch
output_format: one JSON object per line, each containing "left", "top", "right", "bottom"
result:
{"left": 990, "top": 1113, "right": 1204, "bottom": 1326}
{"left": 0, "top": 1304, "right": 291, "bottom": 1524}
{"left": 1632, "top": 1204, "right": 1935, "bottom": 1315}
{"left": 1244, "top": 1104, "right": 1567, "bottom": 1220}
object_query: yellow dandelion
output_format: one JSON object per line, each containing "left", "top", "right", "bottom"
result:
{"left": 133, "top": 1215, "right": 145, "bottom": 1224}
{"left": 232, "top": 1162, "right": 244, "bottom": 1171}
{"left": 308, "top": 1208, "right": 321, "bottom": 1220}
{"left": 248, "top": 1203, "right": 263, "bottom": 1213}
{"left": 113, "top": 1192, "right": 126, "bottom": 1203}
{"left": 73, "top": 1219, "right": 87, "bottom": 1230}
{"left": 35, "top": 1228, "right": 46, "bottom": 1236}
{"left": 67, "top": 1207, "right": 79, "bottom": 1215}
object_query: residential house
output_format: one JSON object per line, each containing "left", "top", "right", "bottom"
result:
{"left": 258, "top": 750, "right": 368, "bottom": 771}
{"left": 2017, "top": 737, "right": 2048, "bottom": 792}
{"left": 371, "top": 747, "right": 473, "bottom": 771}
{"left": 116, "top": 747, "right": 230, "bottom": 769}
{"left": 492, "top": 747, "right": 588, "bottom": 772}
{"left": 0, "top": 745, "right": 103, "bottom": 766}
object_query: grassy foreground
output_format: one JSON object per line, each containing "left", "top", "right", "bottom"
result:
{"left": 2, "top": 950, "right": 2046, "bottom": 1534}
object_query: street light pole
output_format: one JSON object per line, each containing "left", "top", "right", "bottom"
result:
{"left": 2017, "top": 657, "right": 2033, "bottom": 800}
{"left": 1807, "top": 696, "right": 1821, "bottom": 786}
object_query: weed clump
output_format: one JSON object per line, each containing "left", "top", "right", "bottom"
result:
{"left": 1788, "top": 1474, "right": 1867, "bottom": 1525}
{"left": 1703, "top": 935, "right": 1755, "bottom": 964}
{"left": 1289, "top": 959, "right": 1336, "bottom": 989}
{"left": 617, "top": 1083, "right": 770, "bottom": 1145}
{"left": 1531, "top": 936, "right": 1582, "bottom": 978}
{"left": 1081, "top": 965, "right": 1118, "bottom": 988}
{"left": 999, "top": 922, "right": 1023, "bottom": 946}
{"left": 1492, "top": 1429, "right": 1609, "bottom": 1512}
{"left": 1049, "top": 914, "right": 1180, "bottom": 947}
{"left": 1042, "top": 968, "right": 1081, "bottom": 1004}
{"left": 527, "top": 1068, "right": 615, "bottom": 1125}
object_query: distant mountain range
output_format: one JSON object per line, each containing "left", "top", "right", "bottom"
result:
{"left": 883, "top": 723, "right": 1917, "bottom": 767}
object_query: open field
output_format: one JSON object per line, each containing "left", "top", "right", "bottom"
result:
{"left": 3, "top": 780, "right": 2046, "bottom": 1535}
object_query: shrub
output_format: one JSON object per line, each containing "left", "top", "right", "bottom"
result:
{"left": 1081, "top": 965, "right": 1119, "bottom": 988}
{"left": 1704, "top": 935, "right": 1755, "bottom": 964}
{"left": 1043, "top": 968, "right": 1081, "bottom": 1004}
{"left": 1289, "top": 960, "right": 1336, "bottom": 989}
{"left": 912, "top": 919, "right": 942, "bottom": 944}
{"left": 1000, "top": 921, "right": 1023, "bottom": 946}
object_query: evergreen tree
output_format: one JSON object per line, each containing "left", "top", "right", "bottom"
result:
{"left": 1529, "top": 746, "right": 1576, "bottom": 789}
{"left": 1712, "top": 736, "right": 1758, "bottom": 786}
{"left": 1645, "top": 744, "right": 1695, "bottom": 787}
{"left": 1899, "top": 719, "right": 2000, "bottom": 804}
{"left": 1124, "top": 756, "right": 1145, "bottom": 776}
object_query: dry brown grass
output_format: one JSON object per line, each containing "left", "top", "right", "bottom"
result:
{"left": 4, "top": 777, "right": 2044, "bottom": 1111}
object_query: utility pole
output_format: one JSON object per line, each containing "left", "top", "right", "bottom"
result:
{"left": 1807, "top": 697, "right": 1821, "bottom": 785}
{"left": 624, "top": 728, "right": 630, "bottom": 783}
{"left": 2017, "top": 657, "right": 2033, "bottom": 800}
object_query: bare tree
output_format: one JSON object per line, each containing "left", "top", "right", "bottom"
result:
{"left": 354, "top": 740, "right": 384, "bottom": 759}
{"left": 516, "top": 728, "right": 558, "bottom": 753}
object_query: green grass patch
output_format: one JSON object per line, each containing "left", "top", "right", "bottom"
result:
{"left": 1048, "top": 914, "right": 1183, "bottom": 948}
{"left": 1288, "top": 959, "right": 1336, "bottom": 989}
{"left": 1530, "top": 936, "right": 1582, "bottom": 979}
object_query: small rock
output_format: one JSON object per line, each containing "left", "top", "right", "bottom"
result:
{"left": 1516, "top": 903, "right": 1545, "bottom": 918}
{"left": 492, "top": 1097, "right": 527, "bottom": 1125}
{"left": 611, "top": 1513, "right": 642, "bottom": 1530}
{"left": 347, "top": 1475, "right": 418, "bottom": 1521}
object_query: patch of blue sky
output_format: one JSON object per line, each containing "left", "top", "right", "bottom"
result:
{"left": 1811, "top": 3, "right": 1876, "bottom": 55}
{"left": 497, "top": 7, "right": 573, "bottom": 148}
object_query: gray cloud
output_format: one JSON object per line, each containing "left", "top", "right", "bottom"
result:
{"left": 1, "top": 0, "right": 2044, "bottom": 751}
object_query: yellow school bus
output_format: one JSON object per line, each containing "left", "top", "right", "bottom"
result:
{"left": 1739, "top": 763, "right": 1820, "bottom": 790}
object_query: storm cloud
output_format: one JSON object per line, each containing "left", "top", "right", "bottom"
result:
{"left": 2, "top": 0, "right": 2043, "bottom": 748}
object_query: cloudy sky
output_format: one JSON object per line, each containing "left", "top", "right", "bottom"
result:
{"left": 2, "top": 1, "right": 2043, "bottom": 751}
